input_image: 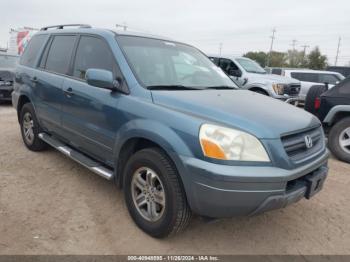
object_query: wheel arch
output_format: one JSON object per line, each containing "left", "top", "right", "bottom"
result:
{"left": 113, "top": 120, "right": 194, "bottom": 193}
{"left": 324, "top": 106, "right": 350, "bottom": 125}
{"left": 248, "top": 86, "right": 269, "bottom": 96}
{"left": 16, "top": 95, "right": 32, "bottom": 122}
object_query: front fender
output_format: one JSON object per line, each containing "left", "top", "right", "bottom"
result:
{"left": 112, "top": 119, "right": 196, "bottom": 196}
{"left": 324, "top": 105, "right": 350, "bottom": 125}
{"left": 113, "top": 119, "right": 194, "bottom": 158}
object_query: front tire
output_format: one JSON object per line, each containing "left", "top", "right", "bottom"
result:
{"left": 20, "top": 103, "right": 48, "bottom": 151}
{"left": 328, "top": 117, "right": 350, "bottom": 163}
{"left": 123, "top": 148, "right": 191, "bottom": 238}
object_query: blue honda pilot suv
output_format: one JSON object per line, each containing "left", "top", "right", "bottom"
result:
{"left": 12, "top": 24, "right": 329, "bottom": 238}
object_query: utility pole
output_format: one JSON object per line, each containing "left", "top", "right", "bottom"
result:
{"left": 266, "top": 28, "right": 276, "bottom": 67}
{"left": 301, "top": 44, "right": 309, "bottom": 67}
{"left": 335, "top": 37, "right": 341, "bottom": 66}
{"left": 116, "top": 23, "right": 128, "bottom": 31}
{"left": 301, "top": 44, "right": 309, "bottom": 56}
{"left": 290, "top": 39, "right": 297, "bottom": 67}
{"left": 291, "top": 39, "right": 297, "bottom": 51}
{"left": 219, "top": 43, "right": 223, "bottom": 56}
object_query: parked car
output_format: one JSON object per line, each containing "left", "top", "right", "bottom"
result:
{"left": 327, "top": 66, "right": 350, "bottom": 78}
{"left": 208, "top": 56, "right": 301, "bottom": 102}
{"left": 0, "top": 68, "right": 15, "bottom": 103}
{"left": 305, "top": 78, "right": 350, "bottom": 163}
{"left": 13, "top": 24, "right": 329, "bottom": 238}
{"left": 282, "top": 69, "right": 345, "bottom": 103}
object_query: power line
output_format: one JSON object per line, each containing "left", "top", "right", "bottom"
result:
{"left": 335, "top": 37, "right": 341, "bottom": 66}
{"left": 266, "top": 28, "right": 276, "bottom": 67}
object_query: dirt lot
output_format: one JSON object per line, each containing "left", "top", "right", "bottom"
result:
{"left": 0, "top": 104, "right": 350, "bottom": 255}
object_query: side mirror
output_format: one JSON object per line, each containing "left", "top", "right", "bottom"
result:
{"left": 86, "top": 68, "right": 119, "bottom": 90}
{"left": 228, "top": 68, "right": 242, "bottom": 78}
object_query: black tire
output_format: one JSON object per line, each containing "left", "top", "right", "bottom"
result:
{"left": 304, "top": 85, "right": 327, "bottom": 115}
{"left": 123, "top": 147, "right": 191, "bottom": 238}
{"left": 328, "top": 117, "right": 350, "bottom": 163}
{"left": 20, "top": 103, "right": 48, "bottom": 151}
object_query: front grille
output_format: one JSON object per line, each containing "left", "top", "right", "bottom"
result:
{"left": 281, "top": 126, "right": 324, "bottom": 163}
{"left": 284, "top": 84, "right": 301, "bottom": 96}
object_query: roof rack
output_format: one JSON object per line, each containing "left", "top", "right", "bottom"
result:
{"left": 40, "top": 24, "right": 92, "bottom": 31}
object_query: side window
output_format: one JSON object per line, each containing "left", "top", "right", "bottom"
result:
{"left": 73, "top": 36, "right": 115, "bottom": 80}
{"left": 20, "top": 35, "right": 47, "bottom": 68}
{"left": 290, "top": 72, "right": 318, "bottom": 83}
{"left": 45, "top": 35, "right": 76, "bottom": 75}
{"left": 209, "top": 57, "right": 219, "bottom": 66}
{"left": 318, "top": 74, "right": 339, "bottom": 85}
{"left": 272, "top": 68, "right": 282, "bottom": 75}
{"left": 218, "top": 58, "right": 239, "bottom": 75}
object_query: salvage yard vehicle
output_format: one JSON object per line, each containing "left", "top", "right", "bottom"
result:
{"left": 305, "top": 78, "right": 350, "bottom": 163}
{"left": 282, "top": 69, "right": 345, "bottom": 103}
{"left": 13, "top": 24, "right": 329, "bottom": 238}
{"left": 0, "top": 68, "right": 15, "bottom": 103}
{"left": 209, "top": 56, "right": 301, "bottom": 102}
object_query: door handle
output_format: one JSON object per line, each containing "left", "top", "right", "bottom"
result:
{"left": 64, "top": 87, "right": 74, "bottom": 97}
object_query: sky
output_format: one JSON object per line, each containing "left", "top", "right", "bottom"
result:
{"left": 1, "top": 0, "right": 350, "bottom": 66}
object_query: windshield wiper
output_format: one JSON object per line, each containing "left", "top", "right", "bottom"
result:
{"left": 146, "top": 85, "right": 202, "bottom": 90}
{"left": 206, "top": 86, "right": 236, "bottom": 90}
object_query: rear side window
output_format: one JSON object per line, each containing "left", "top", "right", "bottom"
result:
{"left": 45, "top": 35, "right": 76, "bottom": 75}
{"left": 73, "top": 36, "right": 115, "bottom": 79}
{"left": 318, "top": 74, "right": 340, "bottom": 85}
{"left": 20, "top": 35, "right": 47, "bottom": 68}
{"left": 290, "top": 72, "right": 318, "bottom": 83}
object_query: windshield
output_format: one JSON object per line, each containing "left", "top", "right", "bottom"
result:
{"left": 117, "top": 36, "right": 237, "bottom": 89}
{"left": 236, "top": 58, "right": 266, "bottom": 74}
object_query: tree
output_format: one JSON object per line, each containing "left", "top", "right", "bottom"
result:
{"left": 269, "top": 51, "right": 288, "bottom": 67}
{"left": 243, "top": 51, "right": 268, "bottom": 67}
{"left": 307, "top": 47, "right": 328, "bottom": 70}
{"left": 287, "top": 49, "right": 308, "bottom": 68}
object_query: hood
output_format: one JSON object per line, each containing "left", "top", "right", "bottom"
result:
{"left": 245, "top": 72, "right": 300, "bottom": 85}
{"left": 152, "top": 90, "right": 319, "bottom": 139}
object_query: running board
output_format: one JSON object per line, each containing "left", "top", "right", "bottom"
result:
{"left": 38, "top": 133, "right": 114, "bottom": 180}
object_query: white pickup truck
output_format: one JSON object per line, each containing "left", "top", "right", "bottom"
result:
{"left": 209, "top": 56, "right": 301, "bottom": 102}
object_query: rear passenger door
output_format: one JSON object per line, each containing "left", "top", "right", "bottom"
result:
{"left": 35, "top": 34, "right": 77, "bottom": 136}
{"left": 61, "top": 35, "right": 124, "bottom": 165}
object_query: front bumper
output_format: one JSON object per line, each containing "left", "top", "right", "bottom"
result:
{"left": 179, "top": 150, "right": 329, "bottom": 218}
{"left": 0, "top": 86, "right": 13, "bottom": 101}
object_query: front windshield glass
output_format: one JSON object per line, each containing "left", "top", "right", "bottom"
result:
{"left": 117, "top": 36, "right": 237, "bottom": 89}
{"left": 236, "top": 58, "right": 266, "bottom": 74}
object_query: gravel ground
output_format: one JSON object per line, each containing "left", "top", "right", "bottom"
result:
{"left": 0, "top": 104, "right": 350, "bottom": 255}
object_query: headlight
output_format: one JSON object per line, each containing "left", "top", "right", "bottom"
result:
{"left": 272, "top": 83, "right": 284, "bottom": 95}
{"left": 199, "top": 124, "right": 270, "bottom": 162}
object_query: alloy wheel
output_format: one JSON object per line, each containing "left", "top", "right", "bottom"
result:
{"left": 131, "top": 167, "right": 166, "bottom": 222}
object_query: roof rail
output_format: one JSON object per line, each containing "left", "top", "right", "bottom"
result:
{"left": 40, "top": 24, "right": 92, "bottom": 31}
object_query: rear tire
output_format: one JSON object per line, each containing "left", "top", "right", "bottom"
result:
{"left": 123, "top": 148, "right": 191, "bottom": 238}
{"left": 304, "top": 85, "right": 327, "bottom": 115}
{"left": 328, "top": 117, "right": 350, "bottom": 163}
{"left": 20, "top": 103, "right": 48, "bottom": 151}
